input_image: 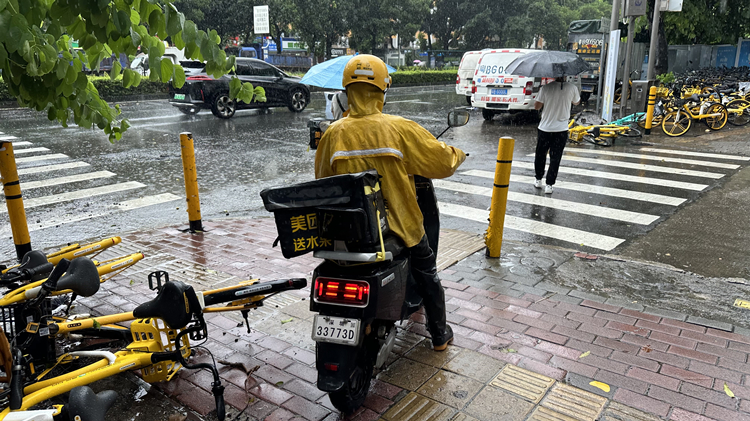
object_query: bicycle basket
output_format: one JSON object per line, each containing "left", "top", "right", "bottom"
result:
{"left": 568, "top": 128, "right": 587, "bottom": 142}
{"left": 128, "top": 317, "right": 190, "bottom": 383}
{"left": 655, "top": 87, "right": 670, "bottom": 98}
{"left": 0, "top": 299, "right": 56, "bottom": 369}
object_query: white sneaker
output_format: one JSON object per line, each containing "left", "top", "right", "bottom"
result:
{"left": 533, "top": 179, "right": 543, "bottom": 189}
{"left": 544, "top": 185, "right": 553, "bottom": 194}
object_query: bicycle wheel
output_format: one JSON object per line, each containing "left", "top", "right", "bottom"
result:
{"left": 662, "top": 111, "right": 692, "bottom": 137}
{"left": 619, "top": 125, "right": 641, "bottom": 137}
{"left": 703, "top": 103, "right": 728, "bottom": 130}
{"left": 636, "top": 113, "right": 663, "bottom": 129}
{"left": 726, "top": 99, "right": 750, "bottom": 126}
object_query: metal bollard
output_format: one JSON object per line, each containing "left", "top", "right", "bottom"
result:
{"left": 0, "top": 141, "right": 32, "bottom": 260}
{"left": 179, "top": 132, "right": 203, "bottom": 232}
{"left": 645, "top": 86, "right": 657, "bottom": 135}
{"left": 485, "top": 137, "right": 515, "bottom": 258}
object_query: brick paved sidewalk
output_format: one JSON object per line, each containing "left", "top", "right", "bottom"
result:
{"left": 54, "top": 218, "right": 750, "bottom": 420}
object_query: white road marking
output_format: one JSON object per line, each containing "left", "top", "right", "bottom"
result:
{"left": 15, "top": 153, "right": 68, "bottom": 164}
{"left": 0, "top": 135, "right": 17, "bottom": 141}
{"left": 17, "top": 162, "right": 90, "bottom": 175}
{"left": 639, "top": 148, "right": 750, "bottom": 161}
{"left": 462, "top": 170, "right": 686, "bottom": 206}
{"left": 0, "top": 193, "right": 181, "bottom": 235}
{"left": 566, "top": 149, "right": 740, "bottom": 169}
{"left": 511, "top": 161, "right": 708, "bottom": 191}
{"left": 527, "top": 154, "right": 726, "bottom": 179}
{"left": 19, "top": 171, "right": 116, "bottom": 190}
{"left": 10, "top": 141, "right": 33, "bottom": 147}
{"left": 434, "top": 180, "right": 659, "bottom": 225}
{"left": 439, "top": 202, "right": 625, "bottom": 251}
{"left": 0, "top": 181, "right": 145, "bottom": 212}
{"left": 13, "top": 147, "right": 50, "bottom": 155}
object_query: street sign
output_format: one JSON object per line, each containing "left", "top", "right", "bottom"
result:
{"left": 625, "top": 0, "right": 647, "bottom": 16}
{"left": 254, "top": 5, "right": 270, "bottom": 34}
{"left": 599, "top": 18, "right": 611, "bottom": 33}
{"left": 660, "top": 0, "right": 683, "bottom": 12}
{"left": 602, "top": 30, "right": 621, "bottom": 122}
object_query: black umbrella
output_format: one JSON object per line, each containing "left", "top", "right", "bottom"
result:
{"left": 505, "top": 51, "right": 590, "bottom": 79}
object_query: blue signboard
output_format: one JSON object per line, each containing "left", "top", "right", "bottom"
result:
{"left": 738, "top": 40, "right": 750, "bottom": 67}
{"left": 715, "top": 45, "right": 737, "bottom": 68}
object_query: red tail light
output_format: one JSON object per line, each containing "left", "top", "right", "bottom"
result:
{"left": 456, "top": 75, "right": 460, "bottom": 84}
{"left": 524, "top": 81, "right": 533, "bottom": 96}
{"left": 324, "top": 363, "right": 339, "bottom": 372}
{"left": 471, "top": 81, "right": 477, "bottom": 94}
{"left": 186, "top": 75, "right": 213, "bottom": 81}
{"left": 314, "top": 277, "right": 370, "bottom": 307}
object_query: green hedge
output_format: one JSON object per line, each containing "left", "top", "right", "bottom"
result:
{"left": 0, "top": 76, "right": 169, "bottom": 103}
{"left": 391, "top": 69, "right": 457, "bottom": 85}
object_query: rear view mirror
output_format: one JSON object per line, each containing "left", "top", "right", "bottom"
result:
{"left": 447, "top": 110, "right": 470, "bottom": 127}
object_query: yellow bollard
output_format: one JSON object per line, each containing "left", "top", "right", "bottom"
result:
{"left": 0, "top": 141, "right": 32, "bottom": 260}
{"left": 485, "top": 137, "right": 515, "bottom": 258}
{"left": 179, "top": 132, "right": 203, "bottom": 232}
{"left": 645, "top": 86, "right": 657, "bottom": 135}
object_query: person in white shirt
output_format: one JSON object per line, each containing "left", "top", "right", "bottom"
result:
{"left": 533, "top": 78, "right": 580, "bottom": 194}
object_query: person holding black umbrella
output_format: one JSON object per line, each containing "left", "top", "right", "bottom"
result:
{"left": 533, "top": 77, "right": 580, "bottom": 194}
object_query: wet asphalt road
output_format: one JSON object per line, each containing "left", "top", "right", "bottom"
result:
{"left": 2, "top": 86, "right": 750, "bottom": 280}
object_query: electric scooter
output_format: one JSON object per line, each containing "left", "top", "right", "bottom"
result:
{"left": 260, "top": 109, "right": 470, "bottom": 413}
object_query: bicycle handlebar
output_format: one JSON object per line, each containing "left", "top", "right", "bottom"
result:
{"left": 202, "top": 277, "right": 307, "bottom": 307}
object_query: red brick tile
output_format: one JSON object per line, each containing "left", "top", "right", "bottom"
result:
{"left": 717, "top": 356, "right": 750, "bottom": 375}
{"left": 478, "top": 344, "right": 523, "bottom": 365}
{"left": 578, "top": 322, "right": 624, "bottom": 339}
{"left": 534, "top": 341, "right": 582, "bottom": 360}
{"left": 256, "top": 350, "right": 295, "bottom": 369}
{"left": 610, "top": 350, "right": 660, "bottom": 371}
{"left": 223, "top": 383, "right": 251, "bottom": 411}
{"left": 487, "top": 317, "right": 529, "bottom": 333}
{"left": 592, "top": 336, "right": 641, "bottom": 354}
{"left": 370, "top": 379, "right": 402, "bottom": 399}
{"left": 265, "top": 407, "right": 298, "bottom": 421}
{"left": 669, "top": 408, "right": 716, "bottom": 421}
{"left": 517, "top": 346, "right": 553, "bottom": 363}
{"left": 566, "top": 311, "right": 608, "bottom": 327}
{"left": 651, "top": 331, "right": 697, "bottom": 350}
{"left": 363, "top": 392, "right": 394, "bottom": 414}
{"left": 638, "top": 349, "right": 690, "bottom": 369}
{"left": 521, "top": 293, "right": 546, "bottom": 302}
{"left": 555, "top": 301, "right": 597, "bottom": 316}
{"left": 595, "top": 311, "right": 637, "bottom": 325}
{"left": 680, "top": 329, "right": 728, "bottom": 347}
{"left": 452, "top": 333, "right": 483, "bottom": 350}
{"left": 541, "top": 314, "right": 581, "bottom": 329}
{"left": 456, "top": 308, "right": 492, "bottom": 322}
{"left": 551, "top": 325, "right": 596, "bottom": 343}
{"left": 689, "top": 360, "right": 743, "bottom": 384}
{"left": 175, "top": 386, "right": 219, "bottom": 415}
{"left": 613, "top": 388, "right": 670, "bottom": 417}
{"left": 647, "top": 386, "right": 705, "bottom": 414}
{"left": 635, "top": 319, "right": 681, "bottom": 336}
{"left": 620, "top": 309, "right": 661, "bottom": 323}
{"left": 256, "top": 337, "right": 293, "bottom": 353}
{"left": 286, "top": 363, "right": 318, "bottom": 384}
{"left": 513, "top": 314, "right": 555, "bottom": 331}
{"left": 444, "top": 288, "right": 476, "bottom": 301}
{"left": 565, "top": 338, "right": 613, "bottom": 358}
{"left": 517, "top": 356, "right": 567, "bottom": 380}
{"left": 442, "top": 280, "right": 469, "bottom": 291}
{"left": 468, "top": 331, "right": 513, "bottom": 348}
{"left": 706, "top": 329, "right": 750, "bottom": 345}
{"left": 578, "top": 354, "right": 629, "bottom": 375}
{"left": 695, "top": 343, "right": 746, "bottom": 362}
{"left": 471, "top": 295, "right": 511, "bottom": 310}
{"left": 465, "top": 286, "right": 499, "bottom": 299}
{"left": 729, "top": 341, "right": 750, "bottom": 354}
{"left": 250, "top": 383, "right": 294, "bottom": 406}
{"left": 580, "top": 300, "right": 622, "bottom": 313}
{"left": 462, "top": 318, "right": 504, "bottom": 335}
{"left": 447, "top": 297, "right": 482, "bottom": 311}
{"left": 529, "top": 300, "right": 569, "bottom": 317}
{"left": 525, "top": 327, "right": 568, "bottom": 345}
{"left": 621, "top": 334, "right": 670, "bottom": 352}
{"left": 684, "top": 382, "right": 736, "bottom": 409}
{"left": 661, "top": 318, "right": 707, "bottom": 333}
{"left": 494, "top": 295, "right": 533, "bottom": 308}
{"left": 607, "top": 321, "right": 651, "bottom": 336}
{"left": 667, "top": 346, "right": 718, "bottom": 365}
{"left": 704, "top": 403, "right": 750, "bottom": 421}
{"left": 349, "top": 408, "right": 380, "bottom": 421}
{"left": 627, "top": 367, "right": 680, "bottom": 391}
{"left": 549, "top": 355, "right": 597, "bottom": 377}
{"left": 497, "top": 331, "right": 539, "bottom": 348}
{"left": 659, "top": 365, "right": 713, "bottom": 388}
{"left": 506, "top": 304, "right": 543, "bottom": 318}
{"left": 282, "top": 396, "right": 331, "bottom": 421}
{"left": 742, "top": 400, "right": 750, "bottom": 414}
{"left": 478, "top": 306, "right": 515, "bottom": 319}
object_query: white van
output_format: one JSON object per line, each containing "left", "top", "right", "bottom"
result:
{"left": 455, "top": 50, "right": 484, "bottom": 104}
{"left": 130, "top": 47, "right": 188, "bottom": 76}
{"left": 470, "top": 49, "right": 551, "bottom": 120}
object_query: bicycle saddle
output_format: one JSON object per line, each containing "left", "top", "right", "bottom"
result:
{"left": 1, "top": 250, "right": 51, "bottom": 283}
{"left": 63, "top": 386, "right": 118, "bottom": 421}
{"left": 56, "top": 258, "right": 100, "bottom": 297}
{"left": 133, "top": 281, "right": 198, "bottom": 329}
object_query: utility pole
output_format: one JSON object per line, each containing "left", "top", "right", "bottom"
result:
{"left": 646, "top": 0, "right": 661, "bottom": 80}
{"left": 620, "top": 15, "right": 635, "bottom": 117}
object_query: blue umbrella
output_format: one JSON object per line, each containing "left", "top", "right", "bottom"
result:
{"left": 299, "top": 55, "right": 397, "bottom": 90}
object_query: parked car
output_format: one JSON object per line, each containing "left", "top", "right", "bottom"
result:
{"left": 168, "top": 57, "right": 310, "bottom": 118}
{"left": 455, "top": 50, "right": 484, "bottom": 104}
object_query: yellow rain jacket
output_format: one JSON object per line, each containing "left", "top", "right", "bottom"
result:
{"left": 315, "top": 83, "right": 466, "bottom": 248}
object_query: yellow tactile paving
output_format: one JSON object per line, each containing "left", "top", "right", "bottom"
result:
{"left": 530, "top": 383, "right": 608, "bottom": 421}
{"left": 489, "top": 364, "right": 556, "bottom": 404}
{"left": 382, "top": 392, "right": 455, "bottom": 421}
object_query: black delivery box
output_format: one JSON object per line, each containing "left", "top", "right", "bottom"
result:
{"left": 260, "top": 170, "right": 389, "bottom": 258}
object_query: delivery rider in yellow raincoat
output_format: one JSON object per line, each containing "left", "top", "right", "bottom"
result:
{"left": 314, "top": 54, "right": 466, "bottom": 351}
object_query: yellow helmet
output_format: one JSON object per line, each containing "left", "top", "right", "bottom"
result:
{"left": 342, "top": 54, "right": 391, "bottom": 92}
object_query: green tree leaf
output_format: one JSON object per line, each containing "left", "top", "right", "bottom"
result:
{"left": 172, "top": 65, "right": 185, "bottom": 88}
{"left": 160, "top": 57, "right": 174, "bottom": 82}
{"left": 229, "top": 77, "right": 241, "bottom": 99}
{"left": 123, "top": 68, "right": 133, "bottom": 88}
{"left": 110, "top": 60, "right": 122, "bottom": 80}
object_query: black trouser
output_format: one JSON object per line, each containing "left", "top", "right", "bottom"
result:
{"left": 534, "top": 129, "right": 568, "bottom": 186}
{"left": 409, "top": 235, "right": 449, "bottom": 346}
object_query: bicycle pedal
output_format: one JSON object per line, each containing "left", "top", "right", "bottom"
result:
{"left": 148, "top": 271, "right": 170, "bottom": 290}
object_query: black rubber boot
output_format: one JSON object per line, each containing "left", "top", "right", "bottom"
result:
{"left": 409, "top": 235, "right": 452, "bottom": 351}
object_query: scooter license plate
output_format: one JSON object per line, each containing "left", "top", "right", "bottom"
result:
{"left": 312, "top": 315, "right": 360, "bottom": 346}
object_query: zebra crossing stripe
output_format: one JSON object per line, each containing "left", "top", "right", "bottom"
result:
{"left": 461, "top": 170, "right": 686, "bottom": 206}
{"left": 639, "top": 148, "right": 750, "bottom": 161}
{"left": 566, "top": 149, "right": 740, "bottom": 169}
{"left": 17, "top": 162, "right": 90, "bottom": 175}
{"left": 13, "top": 147, "right": 50, "bottom": 155}
{"left": 0, "top": 193, "right": 181, "bottom": 234}
{"left": 439, "top": 202, "right": 625, "bottom": 251}
{"left": 0, "top": 181, "right": 145, "bottom": 211}
{"left": 15, "top": 153, "right": 68, "bottom": 164}
{"left": 20, "top": 171, "right": 116, "bottom": 190}
{"left": 511, "top": 161, "right": 708, "bottom": 191}
{"left": 10, "top": 141, "right": 33, "bottom": 148}
{"left": 532, "top": 155, "right": 726, "bottom": 179}
{"left": 0, "top": 135, "right": 17, "bottom": 141}
{"left": 434, "top": 180, "right": 659, "bottom": 225}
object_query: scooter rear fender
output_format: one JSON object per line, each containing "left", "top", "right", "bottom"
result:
{"left": 315, "top": 341, "right": 362, "bottom": 392}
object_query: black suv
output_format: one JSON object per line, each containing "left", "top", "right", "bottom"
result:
{"left": 168, "top": 57, "right": 310, "bottom": 118}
